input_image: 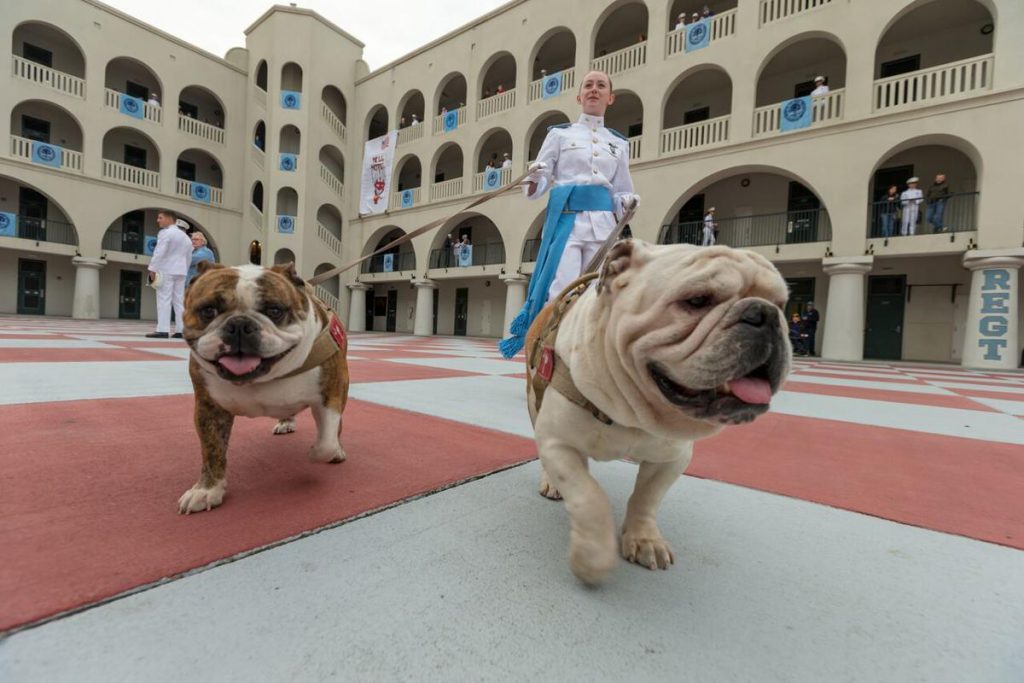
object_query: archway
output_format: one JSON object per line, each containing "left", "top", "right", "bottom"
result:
{"left": 430, "top": 214, "right": 505, "bottom": 268}
{"left": 9, "top": 99, "right": 84, "bottom": 156}
{"left": 592, "top": 2, "right": 650, "bottom": 61}
{"left": 177, "top": 85, "right": 225, "bottom": 128}
{"left": 605, "top": 90, "right": 643, "bottom": 153}
{"left": 0, "top": 173, "right": 78, "bottom": 245}
{"left": 254, "top": 60, "right": 268, "bottom": 91}
{"left": 100, "top": 208, "right": 216, "bottom": 256}
{"left": 104, "top": 56, "right": 162, "bottom": 103}
{"left": 476, "top": 128, "right": 513, "bottom": 172}
{"left": 317, "top": 204, "right": 343, "bottom": 240}
{"left": 274, "top": 248, "right": 296, "bottom": 265}
{"left": 530, "top": 27, "right": 577, "bottom": 80}
{"left": 251, "top": 181, "right": 264, "bottom": 212}
{"left": 321, "top": 85, "right": 347, "bottom": 124}
{"left": 366, "top": 104, "right": 388, "bottom": 140}
{"left": 395, "top": 154, "right": 422, "bottom": 191}
{"left": 313, "top": 263, "right": 340, "bottom": 298}
{"left": 281, "top": 62, "right": 303, "bottom": 92}
{"left": 432, "top": 143, "right": 464, "bottom": 182}
{"left": 11, "top": 21, "right": 86, "bottom": 80}
{"left": 398, "top": 90, "right": 425, "bottom": 127}
{"left": 253, "top": 120, "right": 266, "bottom": 150}
{"left": 479, "top": 52, "right": 516, "bottom": 97}
{"left": 756, "top": 33, "right": 847, "bottom": 106}
{"left": 319, "top": 144, "right": 345, "bottom": 184}
{"left": 362, "top": 227, "right": 416, "bottom": 273}
{"left": 526, "top": 111, "right": 570, "bottom": 162}
{"left": 435, "top": 73, "right": 467, "bottom": 115}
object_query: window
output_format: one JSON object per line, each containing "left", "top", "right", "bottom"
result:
{"left": 21, "top": 115, "right": 51, "bottom": 143}
{"left": 126, "top": 81, "right": 149, "bottom": 100}
{"left": 880, "top": 55, "right": 920, "bottom": 79}
{"left": 683, "top": 107, "right": 710, "bottom": 125}
{"left": 124, "top": 145, "right": 147, "bottom": 168}
{"left": 177, "top": 159, "right": 197, "bottom": 182}
{"left": 22, "top": 42, "right": 53, "bottom": 68}
{"left": 793, "top": 79, "right": 819, "bottom": 98}
{"left": 179, "top": 100, "right": 198, "bottom": 118}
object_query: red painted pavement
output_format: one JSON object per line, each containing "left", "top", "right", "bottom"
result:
{"left": 0, "top": 348, "right": 180, "bottom": 363}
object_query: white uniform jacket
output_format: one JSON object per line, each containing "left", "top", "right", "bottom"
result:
{"left": 149, "top": 227, "right": 193, "bottom": 277}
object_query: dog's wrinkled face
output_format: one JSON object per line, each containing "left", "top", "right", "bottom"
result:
{"left": 593, "top": 240, "right": 791, "bottom": 431}
{"left": 183, "top": 262, "right": 316, "bottom": 384}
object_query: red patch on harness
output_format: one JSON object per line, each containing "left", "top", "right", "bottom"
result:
{"left": 537, "top": 346, "right": 554, "bottom": 381}
{"left": 329, "top": 316, "right": 347, "bottom": 350}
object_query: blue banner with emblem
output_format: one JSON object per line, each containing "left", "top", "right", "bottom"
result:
{"left": 483, "top": 168, "right": 501, "bottom": 191}
{"left": 780, "top": 96, "right": 813, "bottom": 132}
{"left": 541, "top": 72, "right": 562, "bottom": 100}
{"left": 190, "top": 181, "right": 211, "bottom": 203}
{"left": 119, "top": 94, "right": 145, "bottom": 119}
{"left": 277, "top": 215, "right": 295, "bottom": 234}
{"left": 30, "top": 141, "right": 62, "bottom": 168}
{"left": 458, "top": 244, "right": 473, "bottom": 267}
{"left": 442, "top": 110, "right": 459, "bottom": 133}
{"left": 0, "top": 211, "right": 16, "bottom": 237}
{"left": 279, "top": 153, "right": 297, "bottom": 172}
{"left": 281, "top": 90, "right": 301, "bottom": 109}
{"left": 685, "top": 19, "right": 711, "bottom": 52}
{"left": 400, "top": 189, "right": 414, "bottom": 209}
{"left": 382, "top": 253, "right": 394, "bottom": 272}
{"left": 144, "top": 235, "right": 158, "bottom": 256}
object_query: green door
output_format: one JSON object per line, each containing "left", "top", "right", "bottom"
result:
{"left": 864, "top": 275, "right": 906, "bottom": 360}
{"left": 119, "top": 270, "right": 142, "bottom": 319}
{"left": 17, "top": 259, "right": 46, "bottom": 315}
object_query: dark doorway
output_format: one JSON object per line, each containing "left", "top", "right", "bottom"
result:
{"left": 18, "top": 187, "right": 47, "bottom": 241}
{"left": 784, "top": 277, "right": 815, "bottom": 319}
{"left": 17, "top": 259, "right": 46, "bottom": 315}
{"left": 454, "top": 287, "right": 469, "bottom": 336}
{"left": 21, "top": 115, "right": 51, "bottom": 143}
{"left": 683, "top": 107, "right": 710, "bottom": 125}
{"left": 871, "top": 164, "right": 914, "bottom": 236}
{"left": 119, "top": 270, "right": 142, "bottom": 319}
{"left": 124, "top": 144, "right": 147, "bottom": 169}
{"left": 386, "top": 290, "right": 398, "bottom": 332}
{"left": 179, "top": 100, "right": 198, "bottom": 119}
{"left": 22, "top": 43, "right": 53, "bottom": 68}
{"left": 880, "top": 55, "right": 920, "bottom": 79}
{"left": 672, "top": 193, "right": 705, "bottom": 245}
{"left": 364, "top": 289, "right": 374, "bottom": 331}
{"left": 121, "top": 210, "right": 144, "bottom": 254}
{"left": 864, "top": 275, "right": 906, "bottom": 360}
{"left": 177, "top": 159, "right": 197, "bottom": 182}
{"left": 125, "top": 80, "right": 149, "bottom": 100}
{"left": 794, "top": 78, "right": 820, "bottom": 98}
{"left": 432, "top": 288, "right": 439, "bottom": 335}
{"left": 786, "top": 182, "right": 820, "bottom": 243}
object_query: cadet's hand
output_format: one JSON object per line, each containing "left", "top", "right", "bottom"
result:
{"left": 526, "top": 162, "right": 547, "bottom": 183}
{"left": 620, "top": 194, "right": 641, "bottom": 213}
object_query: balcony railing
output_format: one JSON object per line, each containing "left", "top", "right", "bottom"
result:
{"left": 660, "top": 115, "right": 730, "bottom": 156}
{"left": 753, "top": 89, "right": 844, "bottom": 137}
{"left": 429, "top": 241, "right": 506, "bottom": 268}
{"left": 176, "top": 178, "right": 223, "bottom": 205}
{"left": 659, "top": 208, "right": 832, "bottom": 248}
{"left": 9, "top": 135, "right": 83, "bottom": 172}
{"left": 361, "top": 251, "right": 416, "bottom": 274}
{"left": 103, "top": 159, "right": 160, "bottom": 190}
{"left": 320, "top": 164, "right": 345, "bottom": 199}
{"left": 874, "top": 55, "right": 994, "bottom": 113}
{"left": 628, "top": 136, "right": 642, "bottom": 160}
{"left": 251, "top": 144, "right": 265, "bottom": 169}
{"left": 472, "top": 166, "right": 513, "bottom": 193}
{"left": 1, "top": 215, "right": 77, "bottom": 246}
{"left": 759, "top": 0, "right": 833, "bottom": 25}
{"left": 250, "top": 205, "right": 264, "bottom": 231}
{"left": 11, "top": 55, "right": 85, "bottom": 98}
{"left": 477, "top": 89, "right": 516, "bottom": 119}
{"left": 397, "top": 123, "right": 425, "bottom": 145}
{"left": 528, "top": 68, "right": 576, "bottom": 102}
{"left": 314, "top": 286, "right": 342, "bottom": 314}
{"left": 522, "top": 238, "right": 541, "bottom": 263}
{"left": 867, "top": 192, "right": 978, "bottom": 238}
{"left": 665, "top": 9, "right": 738, "bottom": 57}
{"left": 317, "top": 222, "right": 343, "bottom": 256}
{"left": 178, "top": 115, "right": 224, "bottom": 144}
{"left": 390, "top": 187, "right": 422, "bottom": 210}
{"left": 432, "top": 106, "right": 468, "bottom": 134}
{"left": 591, "top": 41, "right": 647, "bottom": 77}
{"left": 105, "top": 88, "right": 162, "bottom": 124}
{"left": 253, "top": 87, "right": 266, "bottom": 107}
{"left": 431, "top": 177, "right": 464, "bottom": 202}
{"left": 321, "top": 101, "right": 347, "bottom": 142}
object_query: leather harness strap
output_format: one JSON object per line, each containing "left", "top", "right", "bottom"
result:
{"left": 277, "top": 296, "right": 346, "bottom": 380}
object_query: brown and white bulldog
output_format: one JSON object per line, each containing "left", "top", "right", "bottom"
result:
{"left": 177, "top": 262, "right": 350, "bottom": 514}
{"left": 525, "top": 240, "right": 791, "bottom": 584}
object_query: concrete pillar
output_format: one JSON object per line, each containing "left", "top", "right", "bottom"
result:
{"left": 961, "top": 249, "right": 1024, "bottom": 369}
{"left": 413, "top": 279, "right": 436, "bottom": 336}
{"left": 71, "top": 257, "right": 105, "bottom": 320}
{"left": 502, "top": 276, "right": 529, "bottom": 336}
{"left": 820, "top": 256, "right": 873, "bottom": 362}
{"left": 347, "top": 283, "right": 370, "bottom": 332}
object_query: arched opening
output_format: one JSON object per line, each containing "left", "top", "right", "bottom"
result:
{"left": 531, "top": 28, "right": 577, "bottom": 80}
{"left": 430, "top": 214, "right": 506, "bottom": 268}
{"left": 101, "top": 127, "right": 161, "bottom": 186}
{"left": 605, "top": 90, "right": 643, "bottom": 156}
{"left": 435, "top": 73, "right": 467, "bottom": 115}
{"left": 249, "top": 239, "right": 262, "bottom": 265}
{"left": 479, "top": 52, "right": 516, "bottom": 98}
{"left": 274, "top": 248, "right": 296, "bottom": 265}
{"left": 395, "top": 154, "right": 422, "bottom": 190}
{"left": 0, "top": 173, "right": 78, "bottom": 245}
{"left": 177, "top": 85, "right": 225, "bottom": 129}
{"left": 756, "top": 35, "right": 847, "bottom": 106}
{"left": 366, "top": 104, "right": 388, "bottom": 140}
{"left": 476, "top": 128, "right": 513, "bottom": 172}
{"left": 592, "top": 2, "right": 650, "bottom": 66}
{"left": 321, "top": 85, "right": 347, "bottom": 124}
{"left": 279, "top": 124, "right": 301, "bottom": 158}
{"left": 101, "top": 209, "right": 216, "bottom": 257}
{"left": 660, "top": 169, "right": 831, "bottom": 247}
{"left": 281, "top": 62, "right": 303, "bottom": 92}
{"left": 526, "top": 111, "right": 571, "bottom": 162}
{"left": 9, "top": 100, "right": 84, "bottom": 155}
{"left": 521, "top": 209, "right": 547, "bottom": 262}
{"left": 398, "top": 90, "right": 425, "bottom": 127}
{"left": 661, "top": 67, "right": 733, "bottom": 152}
{"left": 316, "top": 203, "right": 343, "bottom": 240}
{"left": 667, "top": 0, "right": 737, "bottom": 31}
{"left": 868, "top": 138, "right": 979, "bottom": 237}
{"left": 176, "top": 149, "right": 223, "bottom": 200}
{"left": 255, "top": 60, "right": 268, "bottom": 91}
{"left": 276, "top": 187, "right": 298, "bottom": 222}
{"left": 11, "top": 21, "right": 86, "bottom": 79}
{"left": 253, "top": 120, "right": 266, "bottom": 150}
{"left": 104, "top": 56, "right": 162, "bottom": 104}
{"left": 319, "top": 144, "right": 345, "bottom": 184}
{"left": 362, "top": 227, "right": 416, "bottom": 273}
{"left": 313, "top": 263, "right": 340, "bottom": 298}
{"left": 432, "top": 143, "right": 463, "bottom": 182}
{"left": 251, "top": 181, "right": 264, "bottom": 212}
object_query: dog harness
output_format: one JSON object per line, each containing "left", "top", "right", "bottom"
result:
{"left": 278, "top": 296, "right": 347, "bottom": 380}
{"left": 528, "top": 272, "right": 613, "bottom": 426}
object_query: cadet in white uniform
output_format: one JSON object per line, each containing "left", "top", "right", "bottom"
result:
{"left": 900, "top": 176, "right": 923, "bottom": 236}
{"left": 147, "top": 211, "right": 193, "bottom": 338}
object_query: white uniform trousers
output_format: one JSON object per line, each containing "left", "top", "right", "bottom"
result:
{"left": 156, "top": 274, "right": 186, "bottom": 333}
{"left": 547, "top": 237, "right": 602, "bottom": 303}
{"left": 901, "top": 205, "right": 919, "bottom": 236}
{"left": 702, "top": 225, "right": 716, "bottom": 246}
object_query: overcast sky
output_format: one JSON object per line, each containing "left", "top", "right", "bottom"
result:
{"left": 100, "top": 0, "right": 510, "bottom": 70}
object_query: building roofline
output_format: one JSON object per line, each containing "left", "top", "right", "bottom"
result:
{"left": 356, "top": 0, "right": 527, "bottom": 83}
{"left": 81, "top": 0, "right": 248, "bottom": 74}
{"left": 244, "top": 5, "right": 365, "bottom": 48}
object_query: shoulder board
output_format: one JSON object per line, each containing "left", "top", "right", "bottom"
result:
{"left": 547, "top": 123, "right": 571, "bottom": 132}
{"left": 608, "top": 128, "right": 628, "bottom": 141}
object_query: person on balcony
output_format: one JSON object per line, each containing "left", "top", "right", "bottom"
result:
{"left": 501, "top": 153, "right": 512, "bottom": 169}
{"left": 675, "top": 13, "right": 688, "bottom": 29}
{"left": 702, "top": 207, "right": 717, "bottom": 246}
{"left": 411, "top": 114, "right": 419, "bottom": 126}
{"left": 879, "top": 185, "right": 900, "bottom": 237}
{"left": 811, "top": 76, "right": 829, "bottom": 97}
{"left": 148, "top": 93, "right": 160, "bottom": 108}
{"left": 926, "top": 173, "right": 951, "bottom": 233}
{"left": 900, "top": 177, "right": 924, "bottom": 236}
{"left": 499, "top": 70, "right": 639, "bottom": 358}
{"left": 702, "top": 5, "right": 713, "bottom": 18}
{"left": 496, "top": 84, "right": 505, "bottom": 95}
{"left": 146, "top": 210, "right": 192, "bottom": 339}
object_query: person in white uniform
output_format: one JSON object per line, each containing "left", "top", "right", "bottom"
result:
{"left": 146, "top": 210, "right": 193, "bottom": 339}
{"left": 810, "top": 76, "right": 829, "bottom": 97}
{"left": 702, "top": 207, "right": 717, "bottom": 246}
{"left": 900, "top": 176, "right": 924, "bottom": 236}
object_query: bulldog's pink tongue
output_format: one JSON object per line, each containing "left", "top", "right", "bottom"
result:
{"left": 218, "top": 354, "right": 262, "bottom": 376}
{"left": 729, "top": 376, "right": 772, "bottom": 404}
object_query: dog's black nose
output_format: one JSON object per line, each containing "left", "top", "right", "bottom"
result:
{"left": 739, "top": 302, "right": 768, "bottom": 327}
{"left": 223, "top": 316, "right": 259, "bottom": 337}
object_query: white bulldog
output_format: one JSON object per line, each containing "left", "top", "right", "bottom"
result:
{"left": 525, "top": 240, "right": 791, "bottom": 584}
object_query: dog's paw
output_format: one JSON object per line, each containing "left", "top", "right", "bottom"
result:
{"left": 273, "top": 418, "right": 296, "bottom": 435}
{"left": 178, "top": 480, "right": 226, "bottom": 514}
{"left": 538, "top": 471, "right": 562, "bottom": 500}
{"left": 309, "top": 443, "right": 346, "bottom": 464}
{"left": 569, "top": 531, "right": 618, "bottom": 585}
{"left": 621, "top": 529, "right": 675, "bottom": 571}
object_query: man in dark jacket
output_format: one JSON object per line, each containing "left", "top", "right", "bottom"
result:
{"left": 801, "top": 302, "right": 820, "bottom": 356}
{"left": 926, "top": 173, "right": 951, "bottom": 233}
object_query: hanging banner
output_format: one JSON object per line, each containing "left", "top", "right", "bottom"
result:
{"left": 358, "top": 131, "right": 398, "bottom": 215}
{"left": 0, "top": 212, "right": 16, "bottom": 237}
{"left": 401, "top": 189, "right": 414, "bottom": 209}
{"left": 119, "top": 95, "right": 145, "bottom": 119}
{"left": 483, "top": 168, "right": 501, "bottom": 191}
{"left": 144, "top": 235, "right": 159, "bottom": 256}
{"left": 541, "top": 72, "right": 563, "bottom": 100}
{"left": 780, "top": 96, "right": 813, "bottom": 132}
{"left": 277, "top": 215, "right": 295, "bottom": 234}
{"left": 458, "top": 244, "right": 473, "bottom": 267}
{"left": 31, "top": 142, "right": 63, "bottom": 168}
{"left": 279, "top": 153, "right": 297, "bottom": 172}
{"left": 685, "top": 19, "right": 711, "bottom": 52}
{"left": 190, "top": 182, "right": 211, "bottom": 203}
{"left": 281, "top": 90, "right": 301, "bottom": 109}
{"left": 382, "top": 253, "right": 394, "bottom": 272}
{"left": 442, "top": 109, "right": 459, "bottom": 133}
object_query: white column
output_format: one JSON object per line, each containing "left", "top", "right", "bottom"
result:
{"left": 502, "top": 276, "right": 528, "bottom": 336}
{"left": 71, "top": 257, "right": 105, "bottom": 320}
{"left": 347, "top": 283, "right": 370, "bottom": 332}
{"left": 820, "top": 256, "right": 873, "bottom": 362}
{"left": 961, "top": 249, "right": 1024, "bottom": 369}
{"left": 413, "top": 279, "right": 436, "bottom": 336}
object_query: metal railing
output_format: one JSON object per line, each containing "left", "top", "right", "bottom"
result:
{"left": 361, "top": 251, "right": 416, "bottom": 274}
{"left": 321, "top": 101, "right": 347, "bottom": 142}
{"left": 105, "top": 88, "right": 162, "bottom": 123}
{"left": 477, "top": 89, "right": 516, "bottom": 119}
{"left": 176, "top": 178, "right": 224, "bottom": 205}
{"left": 11, "top": 55, "right": 85, "bottom": 98}
{"left": 665, "top": 9, "right": 738, "bottom": 57}
{"left": 527, "top": 68, "right": 576, "bottom": 102}
{"left": 591, "top": 41, "right": 647, "bottom": 77}
{"left": 867, "top": 192, "right": 978, "bottom": 238}
{"left": 102, "top": 159, "right": 160, "bottom": 190}
{"left": 390, "top": 187, "right": 422, "bottom": 210}
{"left": 659, "top": 208, "right": 832, "bottom": 248}
{"left": 397, "top": 123, "right": 425, "bottom": 145}
{"left": 759, "top": 0, "right": 832, "bottom": 25}
{"left": 432, "top": 106, "right": 468, "bottom": 134}
{"left": 250, "top": 205, "right": 264, "bottom": 231}
{"left": 9, "top": 135, "right": 83, "bottom": 172}
{"left": 522, "top": 238, "right": 541, "bottom": 262}
{"left": 430, "top": 241, "right": 506, "bottom": 268}
{"left": 320, "top": 164, "right": 345, "bottom": 198}
{"left": 2, "top": 215, "right": 78, "bottom": 246}
{"left": 753, "top": 89, "right": 844, "bottom": 137}
{"left": 101, "top": 229, "right": 147, "bottom": 254}
{"left": 430, "top": 177, "right": 464, "bottom": 201}
{"left": 873, "top": 54, "right": 994, "bottom": 112}
{"left": 317, "top": 222, "right": 343, "bottom": 256}
{"left": 178, "top": 115, "right": 225, "bottom": 144}
{"left": 660, "top": 115, "right": 730, "bottom": 156}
